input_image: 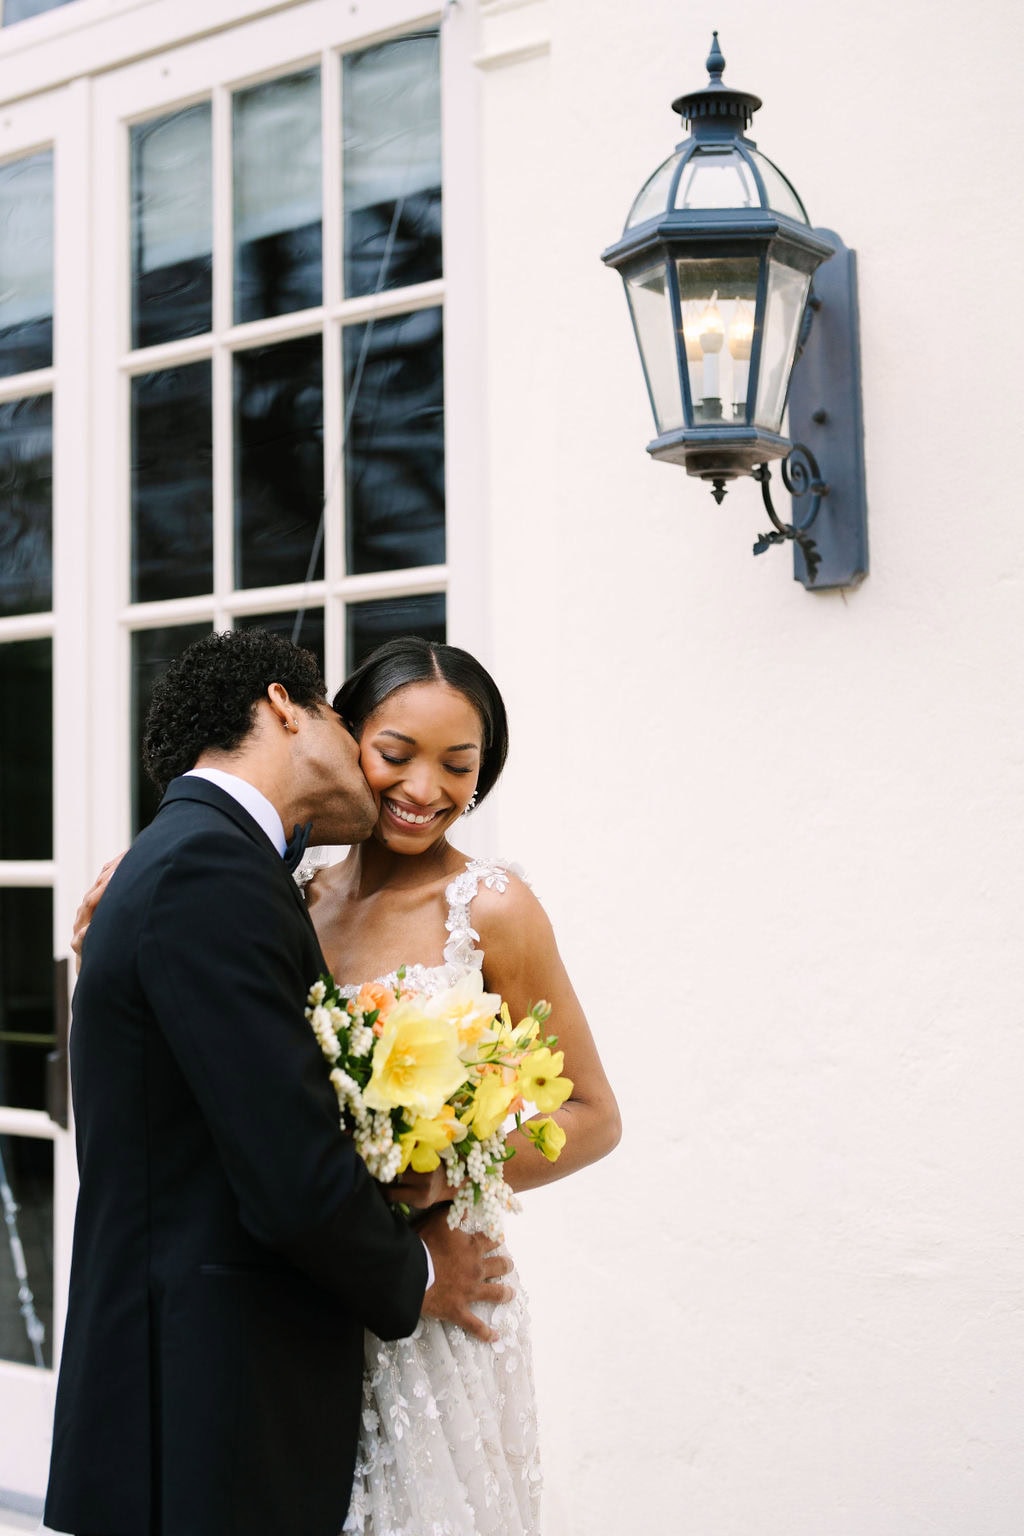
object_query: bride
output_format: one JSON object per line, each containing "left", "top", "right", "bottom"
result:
{"left": 316, "top": 636, "right": 620, "bottom": 1535}
{"left": 72, "top": 634, "right": 620, "bottom": 1535}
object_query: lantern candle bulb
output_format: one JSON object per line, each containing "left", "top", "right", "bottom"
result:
{"left": 682, "top": 305, "right": 703, "bottom": 363}
{"left": 728, "top": 301, "right": 754, "bottom": 416}
{"left": 698, "top": 290, "right": 724, "bottom": 405}
{"left": 727, "top": 302, "right": 754, "bottom": 361}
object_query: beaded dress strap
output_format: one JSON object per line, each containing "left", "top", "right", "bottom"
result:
{"left": 442, "top": 858, "right": 526, "bottom": 970}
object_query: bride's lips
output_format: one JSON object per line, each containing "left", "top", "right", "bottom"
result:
{"left": 381, "top": 795, "right": 450, "bottom": 830}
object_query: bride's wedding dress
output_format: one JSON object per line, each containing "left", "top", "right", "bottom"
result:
{"left": 335, "top": 859, "right": 543, "bottom": 1536}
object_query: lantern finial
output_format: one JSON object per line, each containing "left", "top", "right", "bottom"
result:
{"left": 706, "top": 31, "right": 726, "bottom": 83}
{"left": 672, "top": 32, "right": 762, "bottom": 136}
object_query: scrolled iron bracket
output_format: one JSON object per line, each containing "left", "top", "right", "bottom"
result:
{"left": 751, "top": 444, "right": 828, "bottom": 585}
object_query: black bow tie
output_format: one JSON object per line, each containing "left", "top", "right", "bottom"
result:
{"left": 283, "top": 821, "right": 313, "bottom": 873}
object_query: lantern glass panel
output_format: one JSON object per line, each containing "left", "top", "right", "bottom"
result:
{"left": 675, "top": 147, "right": 759, "bottom": 211}
{"left": 676, "top": 257, "right": 759, "bottom": 425}
{"left": 624, "top": 266, "right": 684, "bottom": 433}
{"left": 626, "top": 151, "right": 683, "bottom": 229}
{"left": 746, "top": 149, "right": 809, "bottom": 224}
{"left": 754, "top": 257, "right": 810, "bottom": 433}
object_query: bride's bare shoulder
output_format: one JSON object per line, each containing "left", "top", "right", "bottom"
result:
{"left": 465, "top": 859, "right": 548, "bottom": 938}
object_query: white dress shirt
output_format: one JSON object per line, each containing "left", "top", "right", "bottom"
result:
{"left": 185, "top": 766, "right": 287, "bottom": 854}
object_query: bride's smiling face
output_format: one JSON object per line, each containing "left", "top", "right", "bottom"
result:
{"left": 359, "top": 680, "right": 484, "bottom": 851}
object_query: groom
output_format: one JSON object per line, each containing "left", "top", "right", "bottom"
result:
{"left": 44, "top": 629, "right": 508, "bottom": 1536}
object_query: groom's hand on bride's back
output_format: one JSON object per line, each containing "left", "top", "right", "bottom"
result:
{"left": 418, "top": 1210, "right": 513, "bottom": 1344}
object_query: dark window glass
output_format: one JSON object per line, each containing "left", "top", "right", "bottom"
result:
{"left": 0, "top": 393, "right": 52, "bottom": 616}
{"left": 346, "top": 591, "right": 445, "bottom": 674}
{"left": 0, "top": 1135, "right": 52, "bottom": 1370}
{"left": 234, "top": 69, "right": 322, "bottom": 324}
{"left": 0, "top": 150, "right": 53, "bottom": 375}
{"left": 131, "top": 105, "right": 213, "bottom": 349}
{"left": 236, "top": 610, "right": 324, "bottom": 676}
{"left": 343, "top": 31, "right": 441, "bottom": 299}
{"left": 131, "top": 363, "right": 213, "bottom": 603}
{"left": 344, "top": 306, "right": 444, "bottom": 574}
{"left": 0, "top": 639, "right": 51, "bottom": 859}
{"left": 131, "top": 624, "right": 212, "bottom": 834}
{"left": 0, "top": 889, "right": 53, "bottom": 1114}
{"left": 234, "top": 335, "right": 323, "bottom": 590}
{"left": 3, "top": 0, "right": 76, "bottom": 21}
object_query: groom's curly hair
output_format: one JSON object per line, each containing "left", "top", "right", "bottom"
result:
{"left": 143, "top": 629, "right": 327, "bottom": 794}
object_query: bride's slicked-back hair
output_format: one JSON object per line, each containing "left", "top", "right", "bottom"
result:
{"left": 333, "top": 636, "right": 509, "bottom": 806}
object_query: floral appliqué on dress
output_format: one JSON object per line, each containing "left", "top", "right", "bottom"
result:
{"left": 333, "top": 859, "right": 542, "bottom": 1536}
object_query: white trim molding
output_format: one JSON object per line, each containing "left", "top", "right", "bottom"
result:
{"left": 474, "top": 0, "right": 549, "bottom": 71}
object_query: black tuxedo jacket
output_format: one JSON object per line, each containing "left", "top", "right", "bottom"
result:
{"left": 44, "top": 776, "right": 427, "bottom": 1536}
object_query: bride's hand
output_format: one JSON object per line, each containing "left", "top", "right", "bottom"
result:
{"left": 71, "top": 854, "right": 125, "bottom": 972}
{"left": 385, "top": 1166, "right": 452, "bottom": 1210}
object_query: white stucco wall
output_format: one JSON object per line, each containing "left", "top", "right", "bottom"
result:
{"left": 475, "top": 0, "right": 1024, "bottom": 1531}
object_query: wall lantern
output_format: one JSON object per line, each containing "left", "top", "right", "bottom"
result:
{"left": 601, "top": 33, "right": 868, "bottom": 589}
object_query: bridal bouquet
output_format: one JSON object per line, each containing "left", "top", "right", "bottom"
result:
{"left": 306, "top": 970, "right": 572, "bottom": 1238}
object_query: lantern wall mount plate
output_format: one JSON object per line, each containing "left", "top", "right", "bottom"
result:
{"left": 601, "top": 33, "right": 868, "bottom": 590}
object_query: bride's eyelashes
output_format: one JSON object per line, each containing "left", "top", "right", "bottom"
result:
{"left": 378, "top": 750, "right": 473, "bottom": 776}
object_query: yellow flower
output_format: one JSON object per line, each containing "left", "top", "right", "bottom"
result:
{"left": 523, "top": 1117, "right": 567, "bottom": 1162}
{"left": 424, "top": 970, "right": 502, "bottom": 1051}
{"left": 363, "top": 999, "right": 469, "bottom": 1119}
{"left": 398, "top": 1106, "right": 464, "bottom": 1173}
{"left": 518, "top": 1048, "right": 573, "bottom": 1113}
{"left": 462, "top": 1070, "right": 517, "bottom": 1140}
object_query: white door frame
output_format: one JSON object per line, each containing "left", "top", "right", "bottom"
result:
{"left": 0, "top": 75, "right": 92, "bottom": 1510}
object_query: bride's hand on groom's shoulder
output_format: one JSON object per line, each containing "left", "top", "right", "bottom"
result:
{"left": 418, "top": 1209, "right": 513, "bottom": 1344}
{"left": 71, "top": 854, "right": 126, "bottom": 972}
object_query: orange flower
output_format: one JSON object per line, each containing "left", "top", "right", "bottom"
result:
{"left": 356, "top": 982, "right": 395, "bottom": 1020}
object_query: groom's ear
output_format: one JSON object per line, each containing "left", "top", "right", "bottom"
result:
{"left": 265, "top": 682, "right": 301, "bottom": 735}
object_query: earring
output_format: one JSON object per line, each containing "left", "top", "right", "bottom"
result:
{"left": 463, "top": 792, "right": 478, "bottom": 817}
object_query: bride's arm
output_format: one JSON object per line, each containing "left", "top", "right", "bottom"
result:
{"left": 475, "top": 877, "right": 621, "bottom": 1192}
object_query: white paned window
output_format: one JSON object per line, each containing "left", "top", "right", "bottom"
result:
{"left": 112, "top": 25, "right": 448, "bottom": 832}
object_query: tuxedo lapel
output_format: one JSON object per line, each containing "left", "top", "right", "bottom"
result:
{"left": 159, "top": 776, "right": 323, "bottom": 937}
{"left": 159, "top": 775, "right": 280, "bottom": 855}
